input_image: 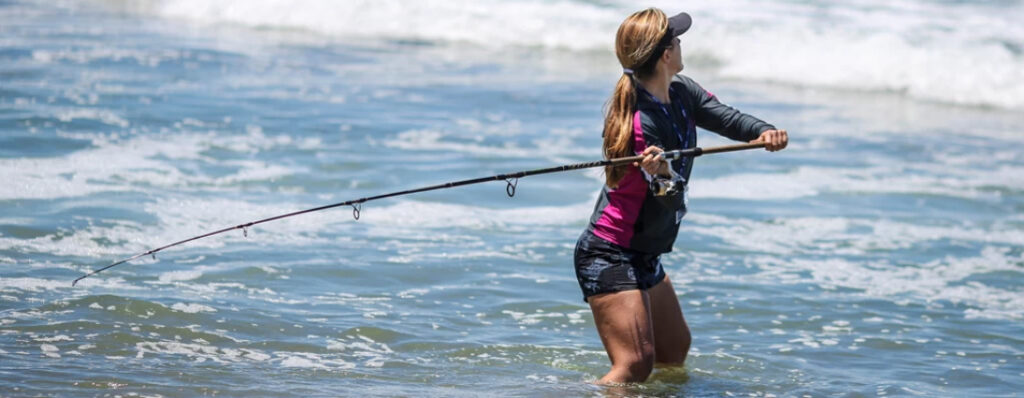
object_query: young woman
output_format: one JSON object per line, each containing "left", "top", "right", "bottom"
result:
{"left": 575, "top": 8, "right": 788, "bottom": 384}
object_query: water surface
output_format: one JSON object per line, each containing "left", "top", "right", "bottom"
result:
{"left": 2, "top": 1, "right": 1023, "bottom": 396}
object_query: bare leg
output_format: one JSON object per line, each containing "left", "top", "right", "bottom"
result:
{"left": 648, "top": 275, "right": 691, "bottom": 365}
{"left": 588, "top": 289, "right": 656, "bottom": 384}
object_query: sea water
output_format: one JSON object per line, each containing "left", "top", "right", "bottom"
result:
{"left": 2, "top": 0, "right": 1022, "bottom": 396}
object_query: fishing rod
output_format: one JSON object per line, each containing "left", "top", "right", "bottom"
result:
{"left": 72, "top": 141, "right": 766, "bottom": 286}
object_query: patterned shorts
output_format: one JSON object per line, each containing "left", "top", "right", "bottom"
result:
{"left": 573, "top": 230, "right": 666, "bottom": 302}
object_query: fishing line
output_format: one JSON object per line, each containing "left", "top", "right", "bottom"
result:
{"left": 72, "top": 142, "right": 765, "bottom": 286}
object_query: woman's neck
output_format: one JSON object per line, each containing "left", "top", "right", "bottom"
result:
{"left": 637, "top": 72, "right": 671, "bottom": 103}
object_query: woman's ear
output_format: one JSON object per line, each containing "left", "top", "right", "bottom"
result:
{"left": 661, "top": 47, "right": 673, "bottom": 64}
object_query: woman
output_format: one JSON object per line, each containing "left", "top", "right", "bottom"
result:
{"left": 575, "top": 8, "right": 788, "bottom": 384}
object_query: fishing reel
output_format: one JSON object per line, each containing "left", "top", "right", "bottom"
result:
{"left": 650, "top": 173, "right": 686, "bottom": 196}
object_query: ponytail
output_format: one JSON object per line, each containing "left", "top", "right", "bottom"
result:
{"left": 603, "top": 75, "right": 637, "bottom": 188}
{"left": 603, "top": 7, "right": 667, "bottom": 188}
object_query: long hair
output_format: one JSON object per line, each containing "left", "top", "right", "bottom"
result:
{"left": 603, "top": 8, "right": 668, "bottom": 187}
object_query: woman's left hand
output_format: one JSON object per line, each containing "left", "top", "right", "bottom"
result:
{"left": 753, "top": 129, "right": 788, "bottom": 152}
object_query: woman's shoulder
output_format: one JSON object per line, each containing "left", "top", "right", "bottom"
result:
{"left": 671, "top": 74, "right": 716, "bottom": 106}
{"left": 671, "top": 73, "right": 701, "bottom": 86}
{"left": 670, "top": 74, "right": 706, "bottom": 95}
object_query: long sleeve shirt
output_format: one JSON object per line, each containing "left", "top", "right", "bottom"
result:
{"left": 586, "top": 74, "right": 775, "bottom": 254}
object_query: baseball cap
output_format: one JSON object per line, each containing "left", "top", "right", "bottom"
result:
{"left": 666, "top": 12, "right": 692, "bottom": 38}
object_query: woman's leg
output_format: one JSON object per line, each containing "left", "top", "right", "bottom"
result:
{"left": 647, "top": 275, "right": 691, "bottom": 365}
{"left": 588, "top": 289, "right": 656, "bottom": 383}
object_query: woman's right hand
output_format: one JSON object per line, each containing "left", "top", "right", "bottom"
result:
{"left": 635, "top": 146, "right": 671, "bottom": 177}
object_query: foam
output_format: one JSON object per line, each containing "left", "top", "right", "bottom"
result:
{"left": 502, "top": 309, "right": 566, "bottom": 326}
{"left": 32, "top": 47, "right": 186, "bottom": 68}
{"left": 383, "top": 127, "right": 595, "bottom": 161}
{"left": 135, "top": 340, "right": 230, "bottom": 362}
{"left": 144, "top": 0, "right": 1024, "bottom": 109}
{"left": 0, "top": 277, "right": 137, "bottom": 292}
{"left": 40, "top": 343, "right": 60, "bottom": 358}
{"left": 155, "top": 0, "right": 619, "bottom": 51}
{"left": 4, "top": 193, "right": 592, "bottom": 262}
{"left": 35, "top": 335, "right": 74, "bottom": 342}
{"left": 158, "top": 269, "right": 206, "bottom": 283}
{"left": 692, "top": 163, "right": 1024, "bottom": 200}
{"left": 750, "top": 246, "right": 1024, "bottom": 320}
{"left": 170, "top": 303, "right": 217, "bottom": 313}
{"left": 686, "top": 7, "right": 1024, "bottom": 109}
{"left": 278, "top": 352, "right": 355, "bottom": 369}
{"left": 0, "top": 130, "right": 304, "bottom": 200}
{"left": 689, "top": 214, "right": 1024, "bottom": 256}
{"left": 361, "top": 200, "right": 592, "bottom": 230}
{"left": 54, "top": 108, "right": 130, "bottom": 128}
{"left": 326, "top": 334, "right": 393, "bottom": 361}
{"left": 278, "top": 355, "right": 320, "bottom": 368}
{"left": 684, "top": 213, "right": 1024, "bottom": 320}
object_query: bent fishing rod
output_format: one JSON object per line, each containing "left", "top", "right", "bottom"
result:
{"left": 72, "top": 142, "right": 766, "bottom": 286}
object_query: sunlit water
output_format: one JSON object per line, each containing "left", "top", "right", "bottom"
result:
{"left": 2, "top": 1, "right": 1023, "bottom": 396}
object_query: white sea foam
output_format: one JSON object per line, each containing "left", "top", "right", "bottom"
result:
{"left": 383, "top": 127, "right": 594, "bottom": 161}
{"left": 158, "top": 269, "right": 206, "bottom": 283}
{"left": 40, "top": 343, "right": 60, "bottom": 358}
{"left": 135, "top": 340, "right": 230, "bottom": 362}
{"left": 277, "top": 355, "right": 321, "bottom": 369}
{"left": 0, "top": 197, "right": 591, "bottom": 280}
{"left": 278, "top": 352, "right": 355, "bottom": 370}
{"left": 689, "top": 214, "right": 1024, "bottom": 256}
{"left": 170, "top": 303, "right": 217, "bottom": 313}
{"left": 0, "top": 277, "right": 137, "bottom": 292}
{"left": 35, "top": 335, "right": 74, "bottom": 342}
{"left": 0, "top": 130, "right": 304, "bottom": 201}
{"left": 692, "top": 163, "right": 1024, "bottom": 200}
{"left": 142, "top": 0, "right": 1024, "bottom": 110}
{"left": 680, "top": 0, "right": 1024, "bottom": 109}
{"left": 54, "top": 108, "right": 130, "bottom": 128}
{"left": 748, "top": 246, "right": 1024, "bottom": 321}
{"left": 326, "top": 335, "right": 394, "bottom": 368}
{"left": 32, "top": 47, "right": 187, "bottom": 68}
{"left": 363, "top": 200, "right": 591, "bottom": 230}
{"left": 683, "top": 213, "right": 1024, "bottom": 320}
{"left": 154, "top": 0, "right": 619, "bottom": 51}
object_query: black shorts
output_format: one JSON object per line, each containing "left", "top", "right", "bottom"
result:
{"left": 573, "top": 230, "right": 666, "bottom": 302}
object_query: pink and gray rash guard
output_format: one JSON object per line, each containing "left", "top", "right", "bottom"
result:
{"left": 586, "top": 74, "right": 775, "bottom": 254}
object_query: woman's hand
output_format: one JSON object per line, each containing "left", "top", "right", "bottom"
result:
{"left": 752, "top": 129, "right": 788, "bottom": 151}
{"left": 634, "top": 146, "right": 671, "bottom": 177}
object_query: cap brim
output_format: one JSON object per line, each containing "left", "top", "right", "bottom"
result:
{"left": 667, "top": 12, "right": 692, "bottom": 36}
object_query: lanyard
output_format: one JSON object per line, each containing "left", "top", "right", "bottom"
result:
{"left": 637, "top": 85, "right": 692, "bottom": 172}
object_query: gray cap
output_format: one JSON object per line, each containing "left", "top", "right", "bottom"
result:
{"left": 666, "top": 12, "right": 692, "bottom": 37}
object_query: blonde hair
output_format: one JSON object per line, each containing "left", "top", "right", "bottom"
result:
{"left": 603, "top": 8, "right": 668, "bottom": 188}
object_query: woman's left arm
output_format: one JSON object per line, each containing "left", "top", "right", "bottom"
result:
{"left": 675, "top": 75, "right": 787, "bottom": 151}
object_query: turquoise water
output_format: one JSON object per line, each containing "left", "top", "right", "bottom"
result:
{"left": 2, "top": 1, "right": 1024, "bottom": 396}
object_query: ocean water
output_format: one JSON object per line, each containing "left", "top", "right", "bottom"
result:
{"left": 2, "top": 0, "right": 1023, "bottom": 396}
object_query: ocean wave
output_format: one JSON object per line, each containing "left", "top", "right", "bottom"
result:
{"left": 691, "top": 163, "right": 1024, "bottom": 200}
{"left": 751, "top": 246, "right": 1024, "bottom": 321}
{"left": 130, "top": 0, "right": 1024, "bottom": 109}
{"left": 0, "top": 129, "right": 305, "bottom": 200}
